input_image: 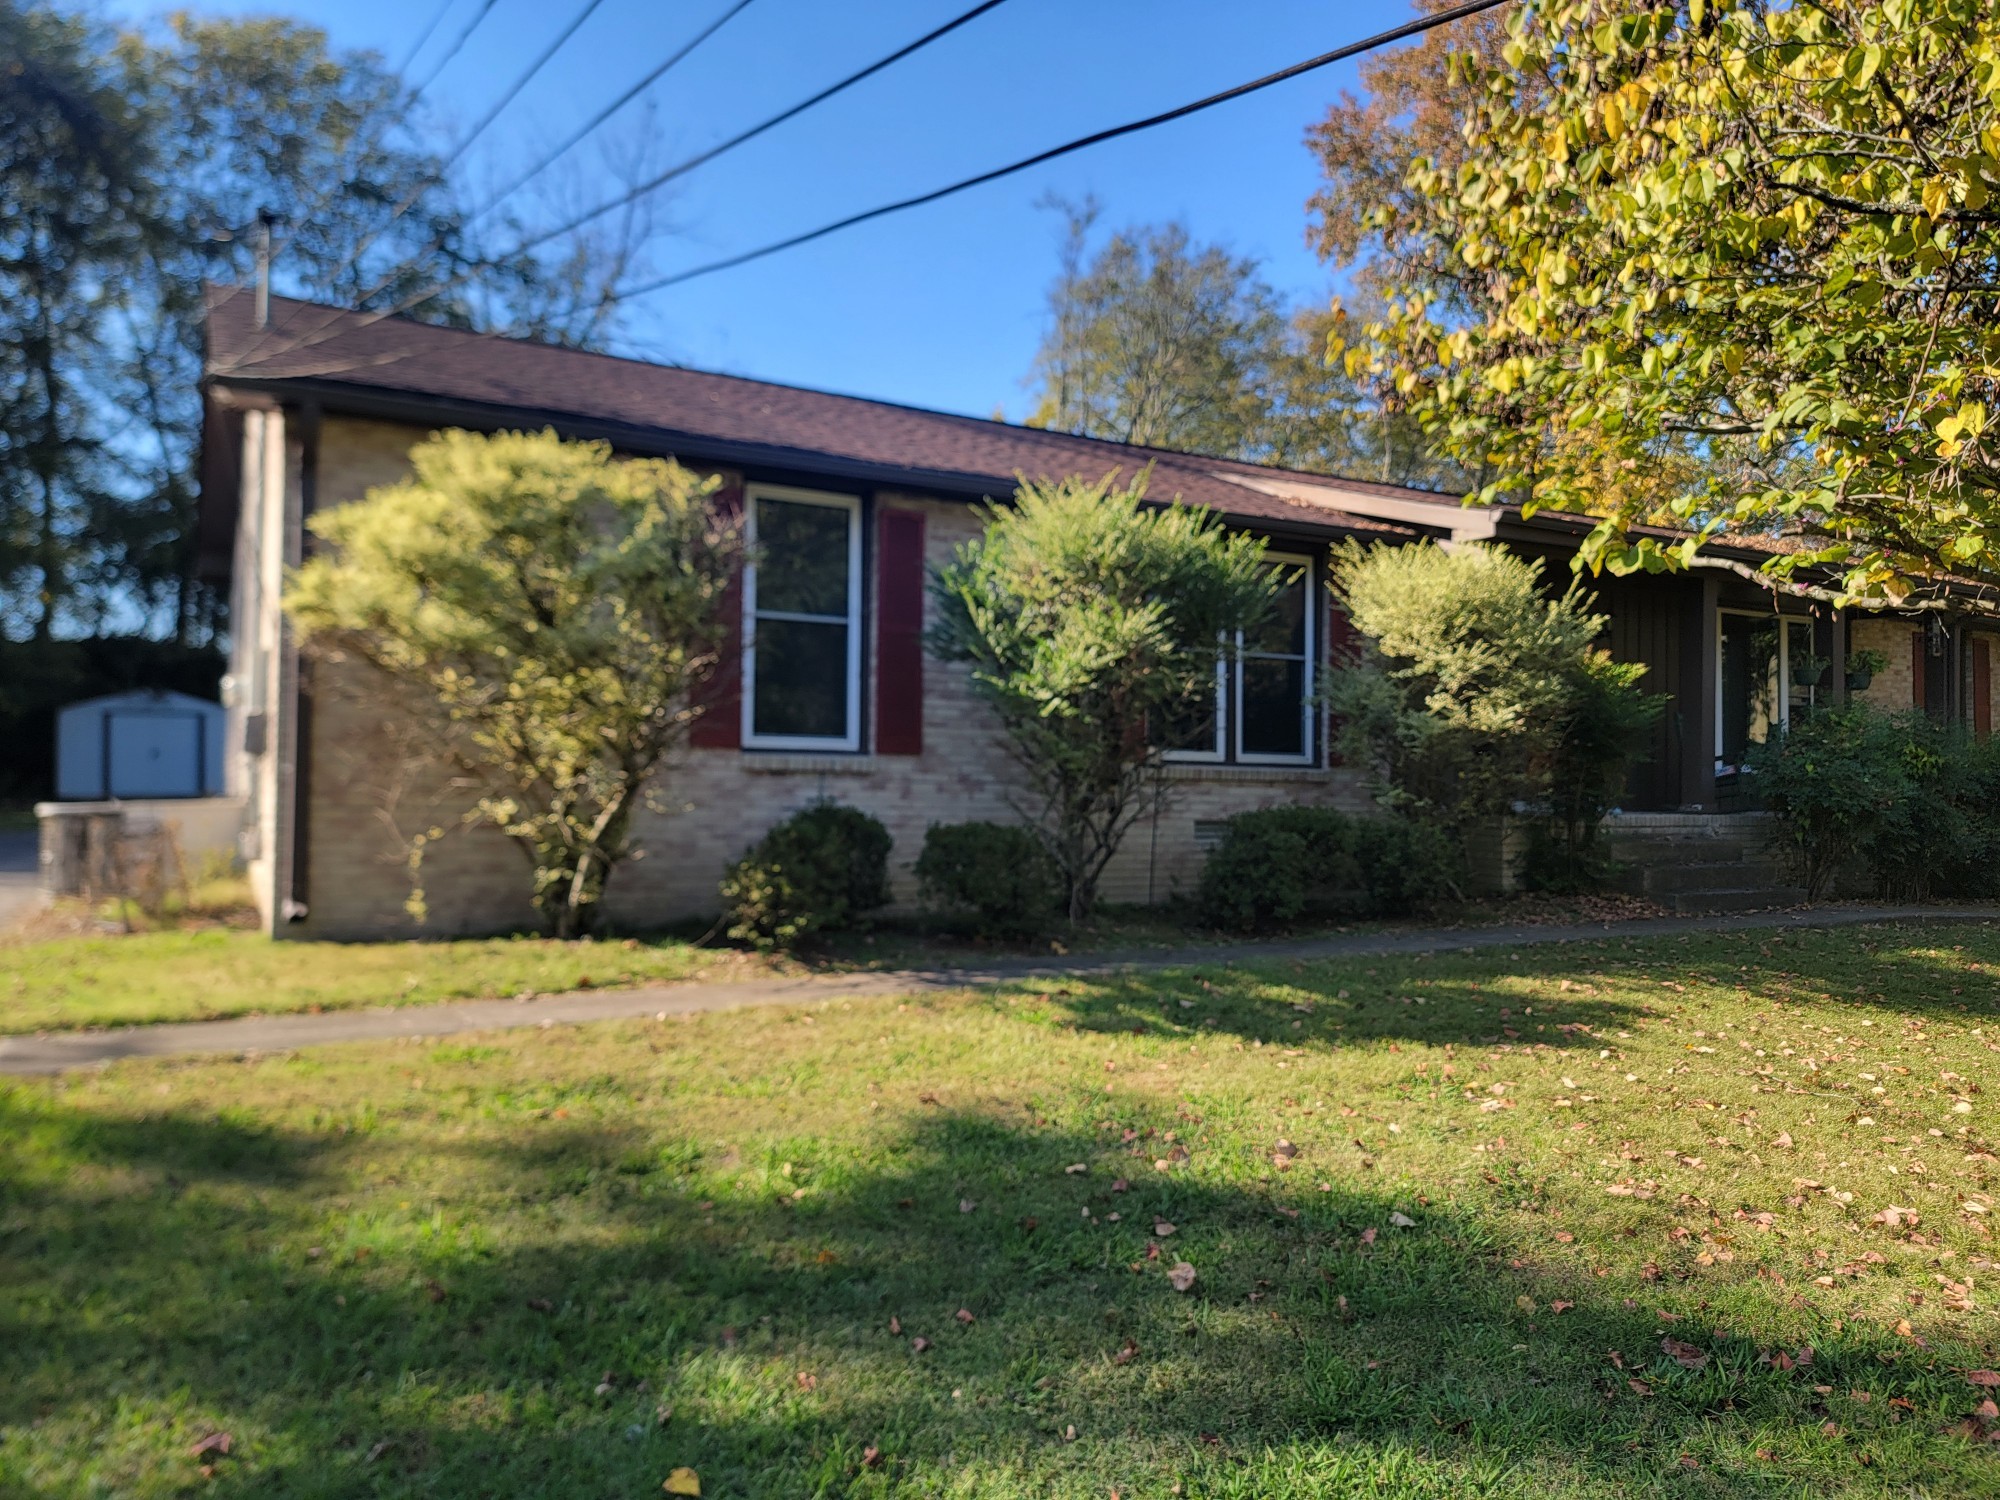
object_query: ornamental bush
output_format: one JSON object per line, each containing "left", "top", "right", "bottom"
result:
{"left": 720, "top": 803, "right": 892, "bottom": 949}
{"left": 913, "top": 821, "right": 1060, "bottom": 938}
{"left": 1749, "top": 708, "right": 2000, "bottom": 901}
{"left": 1197, "top": 806, "right": 1457, "bottom": 932}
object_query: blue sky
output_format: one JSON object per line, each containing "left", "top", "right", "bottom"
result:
{"left": 112, "top": 0, "right": 1414, "bottom": 420}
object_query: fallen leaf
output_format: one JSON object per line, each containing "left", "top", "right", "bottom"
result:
{"left": 1628, "top": 1377, "right": 1653, "bottom": 1396}
{"left": 1551, "top": 1300, "right": 1574, "bottom": 1314}
{"left": 1154, "top": 1219, "right": 1177, "bottom": 1237}
{"left": 1554, "top": 1231, "right": 1575, "bottom": 1244}
{"left": 1112, "top": 1338, "right": 1139, "bottom": 1365}
{"left": 1965, "top": 1370, "right": 2000, "bottom": 1388}
{"left": 889, "top": 1315, "right": 902, "bottom": 1335}
{"left": 1110, "top": 1179, "right": 1129, "bottom": 1193}
{"left": 1663, "top": 1337, "right": 1710, "bottom": 1370}
{"left": 861, "top": 1444, "right": 883, "bottom": 1469}
{"left": 955, "top": 1308, "right": 974, "bottom": 1325}
{"left": 1359, "top": 1227, "right": 1378, "bottom": 1246}
{"left": 796, "top": 1371, "right": 818, "bottom": 1392}
{"left": 424, "top": 1279, "right": 447, "bottom": 1304}
{"left": 526, "top": 1297, "right": 553, "bottom": 1313}
{"left": 187, "top": 1433, "right": 232, "bottom": 1460}
{"left": 1773, "top": 1132, "right": 1794, "bottom": 1149}
{"left": 1168, "top": 1261, "right": 1198, "bottom": 1293}
{"left": 1389, "top": 1211, "right": 1416, "bottom": 1228}
{"left": 911, "top": 1337, "right": 931, "bottom": 1353}
{"left": 1871, "top": 1206, "right": 1918, "bottom": 1228}
{"left": 663, "top": 1468, "right": 702, "bottom": 1496}
{"left": 959, "top": 1198, "right": 977, "bottom": 1214}
{"left": 1065, "top": 1163, "right": 1087, "bottom": 1175}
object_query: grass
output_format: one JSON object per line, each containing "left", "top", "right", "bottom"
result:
{"left": 6, "top": 919, "right": 2000, "bottom": 1497}
{"left": 1, "top": 891, "right": 1667, "bottom": 1036}
{"left": 0, "top": 927, "right": 727, "bottom": 1034}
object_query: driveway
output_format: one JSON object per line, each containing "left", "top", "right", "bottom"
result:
{"left": 0, "top": 829, "right": 42, "bottom": 932}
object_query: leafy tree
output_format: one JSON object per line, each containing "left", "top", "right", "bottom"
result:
{"left": 1357, "top": 0, "right": 2000, "bottom": 610}
{"left": 1027, "top": 208, "right": 1285, "bottom": 455}
{"left": 2, "top": 4, "right": 661, "bottom": 654}
{"left": 0, "top": 1, "right": 149, "bottom": 641}
{"left": 285, "top": 429, "right": 742, "bottom": 938}
{"left": 928, "top": 474, "right": 1274, "bottom": 921}
{"left": 1026, "top": 204, "right": 1461, "bottom": 486}
{"left": 1326, "top": 542, "right": 1652, "bottom": 871}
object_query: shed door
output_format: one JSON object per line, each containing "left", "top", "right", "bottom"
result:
{"left": 107, "top": 713, "right": 201, "bottom": 797}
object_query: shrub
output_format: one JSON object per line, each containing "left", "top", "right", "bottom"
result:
{"left": 1197, "top": 806, "right": 1458, "bottom": 932}
{"left": 1749, "top": 708, "right": 2000, "bottom": 901}
{"left": 913, "top": 821, "right": 1060, "bottom": 938}
{"left": 927, "top": 473, "right": 1276, "bottom": 921}
{"left": 1519, "top": 651, "right": 1665, "bottom": 894}
{"left": 720, "top": 803, "right": 892, "bottom": 949}
{"left": 1326, "top": 542, "right": 1658, "bottom": 894}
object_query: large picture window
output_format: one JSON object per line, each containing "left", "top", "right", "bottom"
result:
{"left": 744, "top": 486, "right": 861, "bottom": 750}
{"left": 1162, "top": 552, "right": 1316, "bottom": 766}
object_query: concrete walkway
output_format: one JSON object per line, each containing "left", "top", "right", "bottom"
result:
{"left": 3, "top": 903, "right": 1992, "bottom": 1076}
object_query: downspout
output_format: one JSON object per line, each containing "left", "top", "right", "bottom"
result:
{"left": 278, "top": 401, "right": 321, "bottom": 924}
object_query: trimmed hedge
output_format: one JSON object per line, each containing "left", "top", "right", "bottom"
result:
{"left": 914, "top": 821, "right": 1059, "bottom": 938}
{"left": 1197, "top": 806, "right": 1458, "bottom": 932}
{"left": 720, "top": 803, "right": 892, "bottom": 949}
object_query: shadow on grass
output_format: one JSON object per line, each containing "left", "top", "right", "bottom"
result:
{"left": 4, "top": 1082, "right": 1996, "bottom": 1499}
{"left": 1024, "top": 920, "right": 2000, "bottom": 1052}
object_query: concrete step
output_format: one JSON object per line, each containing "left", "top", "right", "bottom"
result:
{"left": 1634, "top": 860, "right": 1797, "bottom": 896}
{"left": 1667, "top": 886, "right": 1808, "bottom": 914}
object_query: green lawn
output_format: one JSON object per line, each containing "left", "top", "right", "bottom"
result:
{"left": 0, "top": 928, "right": 724, "bottom": 1034}
{"left": 0, "top": 894, "right": 1662, "bottom": 1036}
{"left": 7, "top": 921, "right": 2000, "bottom": 1496}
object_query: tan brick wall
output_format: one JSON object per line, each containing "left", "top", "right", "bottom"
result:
{"left": 1848, "top": 617, "right": 1921, "bottom": 711}
{"left": 288, "top": 419, "right": 1375, "bottom": 939}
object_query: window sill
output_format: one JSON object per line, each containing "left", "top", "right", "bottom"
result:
{"left": 740, "top": 752, "right": 878, "bottom": 776}
{"left": 1159, "top": 762, "right": 1336, "bottom": 785}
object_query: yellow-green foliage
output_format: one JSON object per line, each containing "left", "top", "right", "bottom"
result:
{"left": 285, "top": 429, "right": 741, "bottom": 936}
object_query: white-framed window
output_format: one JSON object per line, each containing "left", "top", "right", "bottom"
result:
{"left": 743, "top": 484, "right": 862, "bottom": 751}
{"left": 1163, "top": 552, "right": 1316, "bottom": 765}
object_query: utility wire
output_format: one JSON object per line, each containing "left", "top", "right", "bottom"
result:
{"left": 394, "top": 0, "right": 461, "bottom": 77}
{"left": 309, "top": 0, "right": 613, "bottom": 299}
{"left": 615, "top": 0, "right": 1516, "bottom": 298}
{"left": 288, "top": 0, "right": 1012, "bottom": 350}
{"left": 504, "top": 0, "right": 1015, "bottom": 256}
{"left": 235, "top": 0, "right": 1511, "bottom": 371}
{"left": 469, "top": 0, "right": 759, "bottom": 219}
{"left": 443, "top": 0, "right": 611, "bottom": 170}
{"left": 410, "top": 0, "right": 503, "bottom": 98}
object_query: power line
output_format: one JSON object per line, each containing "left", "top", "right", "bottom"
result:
{"left": 443, "top": 0, "right": 611, "bottom": 170}
{"left": 409, "top": 0, "right": 502, "bottom": 99}
{"left": 504, "top": 0, "right": 1016, "bottom": 257}
{"left": 309, "top": 0, "right": 612, "bottom": 297}
{"left": 614, "top": 0, "right": 1516, "bottom": 298}
{"left": 301, "top": 0, "right": 1012, "bottom": 346}
{"left": 469, "top": 0, "right": 760, "bottom": 219}
{"left": 235, "top": 0, "right": 1512, "bottom": 372}
{"left": 394, "top": 0, "right": 461, "bottom": 77}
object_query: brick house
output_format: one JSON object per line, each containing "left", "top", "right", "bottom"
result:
{"left": 199, "top": 290, "right": 2000, "bottom": 937}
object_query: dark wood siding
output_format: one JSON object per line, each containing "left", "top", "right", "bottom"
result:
{"left": 1591, "top": 573, "right": 1689, "bottom": 812}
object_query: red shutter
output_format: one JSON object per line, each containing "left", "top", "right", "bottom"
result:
{"left": 1911, "top": 629, "right": 1927, "bottom": 712}
{"left": 690, "top": 482, "right": 745, "bottom": 749}
{"left": 875, "top": 508, "right": 926, "bottom": 755}
{"left": 1976, "top": 639, "right": 1992, "bottom": 740}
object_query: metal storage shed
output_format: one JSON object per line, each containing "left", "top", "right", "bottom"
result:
{"left": 55, "top": 689, "right": 225, "bottom": 800}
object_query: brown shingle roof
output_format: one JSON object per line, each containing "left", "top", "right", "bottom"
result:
{"left": 205, "top": 288, "right": 1449, "bottom": 538}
